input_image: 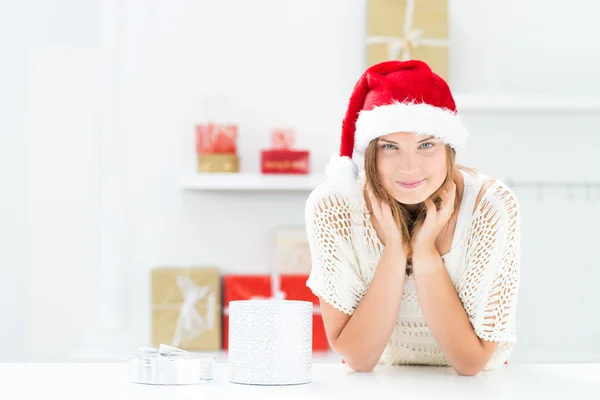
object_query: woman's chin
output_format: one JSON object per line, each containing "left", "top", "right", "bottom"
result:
{"left": 389, "top": 188, "right": 431, "bottom": 205}
{"left": 392, "top": 194, "right": 427, "bottom": 206}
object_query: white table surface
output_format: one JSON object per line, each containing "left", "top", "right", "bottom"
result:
{"left": 1, "top": 362, "right": 599, "bottom": 399}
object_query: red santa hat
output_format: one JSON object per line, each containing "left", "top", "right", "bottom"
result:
{"left": 326, "top": 59, "right": 468, "bottom": 196}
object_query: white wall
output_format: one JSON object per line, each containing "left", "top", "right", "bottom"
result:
{"left": 4, "top": 0, "right": 600, "bottom": 362}
{"left": 27, "top": 47, "right": 100, "bottom": 361}
{"left": 0, "top": 3, "right": 27, "bottom": 362}
{"left": 0, "top": 0, "right": 99, "bottom": 361}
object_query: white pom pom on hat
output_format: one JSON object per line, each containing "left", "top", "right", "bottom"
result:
{"left": 324, "top": 155, "right": 358, "bottom": 197}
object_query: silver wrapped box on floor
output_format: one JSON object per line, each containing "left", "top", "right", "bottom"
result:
{"left": 129, "top": 344, "right": 215, "bottom": 385}
{"left": 228, "top": 299, "right": 313, "bottom": 385}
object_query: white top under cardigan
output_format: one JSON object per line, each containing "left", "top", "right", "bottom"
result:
{"left": 304, "top": 169, "right": 521, "bottom": 370}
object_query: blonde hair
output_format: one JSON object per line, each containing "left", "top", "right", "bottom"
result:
{"left": 364, "top": 139, "right": 476, "bottom": 274}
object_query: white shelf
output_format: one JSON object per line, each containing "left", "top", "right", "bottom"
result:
{"left": 180, "top": 172, "right": 326, "bottom": 191}
{"left": 454, "top": 94, "right": 600, "bottom": 112}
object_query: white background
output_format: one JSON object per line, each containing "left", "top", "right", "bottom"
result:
{"left": 1, "top": 0, "right": 599, "bottom": 362}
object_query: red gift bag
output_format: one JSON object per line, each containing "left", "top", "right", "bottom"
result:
{"left": 222, "top": 274, "right": 329, "bottom": 351}
{"left": 195, "top": 123, "right": 238, "bottom": 155}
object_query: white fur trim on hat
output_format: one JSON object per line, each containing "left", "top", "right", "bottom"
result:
{"left": 325, "top": 155, "right": 360, "bottom": 198}
{"left": 354, "top": 101, "right": 469, "bottom": 153}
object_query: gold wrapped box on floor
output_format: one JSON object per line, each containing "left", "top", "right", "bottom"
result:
{"left": 129, "top": 344, "right": 215, "bottom": 385}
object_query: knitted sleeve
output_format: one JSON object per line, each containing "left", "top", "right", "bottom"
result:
{"left": 304, "top": 183, "right": 367, "bottom": 315}
{"left": 459, "top": 181, "right": 521, "bottom": 343}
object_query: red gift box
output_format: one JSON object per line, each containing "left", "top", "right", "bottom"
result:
{"left": 260, "top": 128, "right": 309, "bottom": 174}
{"left": 222, "top": 274, "right": 329, "bottom": 351}
{"left": 260, "top": 150, "right": 310, "bottom": 174}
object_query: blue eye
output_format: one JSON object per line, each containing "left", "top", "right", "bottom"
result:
{"left": 380, "top": 143, "right": 398, "bottom": 150}
{"left": 420, "top": 142, "right": 434, "bottom": 149}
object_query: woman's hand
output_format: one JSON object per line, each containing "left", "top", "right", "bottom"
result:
{"left": 367, "top": 186, "right": 402, "bottom": 246}
{"left": 412, "top": 180, "right": 457, "bottom": 254}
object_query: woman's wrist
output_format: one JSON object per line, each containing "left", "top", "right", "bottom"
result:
{"left": 384, "top": 238, "right": 407, "bottom": 262}
{"left": 412, "top": 244, "right": 444, "bottom": 277}
{"left": 412, "top": 242, "right": 438, "bottom": 258}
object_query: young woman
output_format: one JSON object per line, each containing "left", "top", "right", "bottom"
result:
{"left": 305, "top": 60, "right": 520, "bottom": 376}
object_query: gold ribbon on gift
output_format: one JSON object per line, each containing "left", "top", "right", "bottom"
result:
{"left": 366, "top": 0, "right": 449, "bottom": 62}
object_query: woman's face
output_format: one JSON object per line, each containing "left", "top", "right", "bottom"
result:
{"left": 375, "top": 132, "right": 448, "bottom": 206}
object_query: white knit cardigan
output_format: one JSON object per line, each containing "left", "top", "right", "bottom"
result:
{"left": 305, "top": 170, "right": 521, "bottom": 369}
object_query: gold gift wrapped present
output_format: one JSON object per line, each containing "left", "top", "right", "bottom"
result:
{"left": 195, "top": 122, "right": 240, "bottom": 173}
{"left": 366, "top": 0, "right": 449, "bottom": 81}
{"left": 151, "top": 267, "right": 221, "bottom": 350}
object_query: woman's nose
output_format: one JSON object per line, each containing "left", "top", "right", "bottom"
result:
{"left": 397, "top": 154, "right": 419, "bottom": 176}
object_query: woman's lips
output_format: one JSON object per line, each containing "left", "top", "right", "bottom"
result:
{"left": 396, "top": 179, "right": 425, "bottom": 189}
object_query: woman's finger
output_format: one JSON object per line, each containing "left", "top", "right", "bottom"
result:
{"left": 369, "top": 191, "right": 381, "bottom": 219}
{"left": 424, "top": 197, "right": 437, "bottom": 219}
{"left": 440, "top": 188, "right": 448, "bottom": 201}
{"left": 381, "top": 199, "right": 393, "bottom": 220}
{"left": 446, "top": 181, "right": 457, "bottom": 201}
{"left": 440, "top": 182, "right": 456, "bottom": 217}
